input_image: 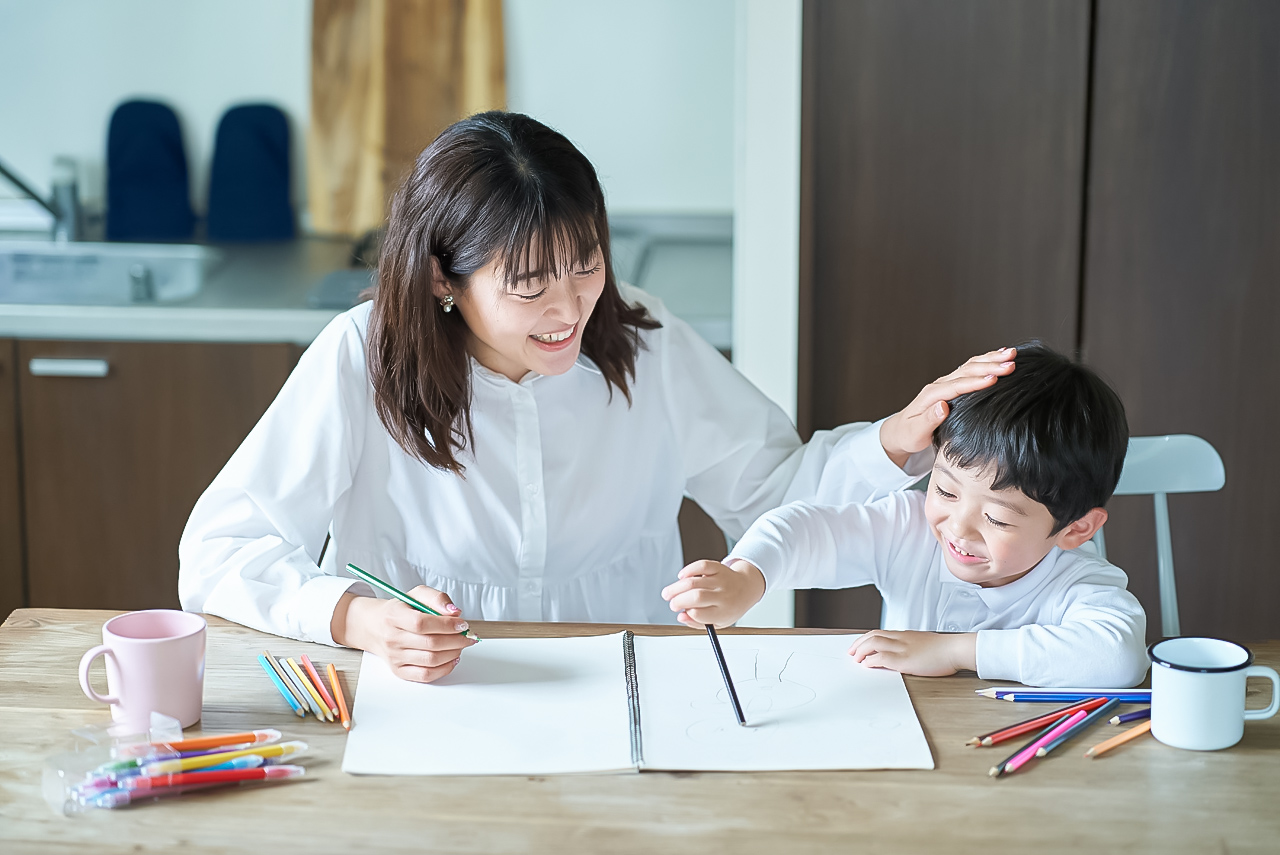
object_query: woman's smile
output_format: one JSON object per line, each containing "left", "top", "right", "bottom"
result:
{"left": 530, "top": 324, "right": 577, "bottom": 349}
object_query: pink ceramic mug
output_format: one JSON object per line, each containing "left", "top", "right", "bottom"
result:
{"left": 78, "top": 610, "right": 207, "bottom": 729}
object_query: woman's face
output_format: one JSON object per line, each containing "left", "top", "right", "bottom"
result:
{"left": 447, "top": 246, "right": 606, "bottom": 382}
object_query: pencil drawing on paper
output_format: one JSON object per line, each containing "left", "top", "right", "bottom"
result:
{"left": 684, "top": 649, "right": 818, "bottom": 739}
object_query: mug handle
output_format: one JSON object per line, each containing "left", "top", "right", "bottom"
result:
{"left": 1244, "top": 665, "right": 1280, "bottom": 721}
{"left": 78, "top": 645, "right": 120, "bottom": 706}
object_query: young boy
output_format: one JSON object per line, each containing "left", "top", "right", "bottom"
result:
{"left": 662, "top": 343, "right": 1149, "bottom": 688}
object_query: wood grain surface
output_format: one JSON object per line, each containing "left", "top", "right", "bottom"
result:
{"left": 2, "top": 609, "right": 1276, "bottom": 853}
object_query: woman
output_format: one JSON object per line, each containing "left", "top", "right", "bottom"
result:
{"left": 178, "top": 112, "right": 1011, "bottom": 682}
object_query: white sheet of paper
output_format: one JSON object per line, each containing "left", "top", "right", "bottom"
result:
{"left": 342, "top": 634, "right": 634, "bottom": 775}
{"left": 634, "top": 634, "right": 934, "bottom": 771}
{"left": 341, "top": 632, "right": 934, "bottom": 775}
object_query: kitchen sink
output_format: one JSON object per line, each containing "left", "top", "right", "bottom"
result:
{"left": 0, "top": 240, "right": 220, "bottom": 305}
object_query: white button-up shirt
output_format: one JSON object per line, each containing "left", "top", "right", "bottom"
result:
{"left": 727, "top": 490, "right": 1150, "bottom": 687}
{"left": 178, "top": 286, "right": 925, "bottom": 645}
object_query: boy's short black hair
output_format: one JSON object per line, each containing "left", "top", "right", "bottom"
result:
{"left": 932, "top": 342, "right": 1129, "bottom": 533}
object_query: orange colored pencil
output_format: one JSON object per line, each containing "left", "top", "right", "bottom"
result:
{"left": 1085, "top": 719, "right": 1152, "bottom": 758}
{"left": 300, "top": 654, "right": 339, "bottom": 715}
{"left": 327, "top": 663, "right": 351, "bottom": 730}
{"left": 967, "top": 697, "right": 1108, "bottom": 747}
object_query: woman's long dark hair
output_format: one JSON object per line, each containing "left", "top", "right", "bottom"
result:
{"left": 368, "top": 111, "right": 660, "bottom": 474}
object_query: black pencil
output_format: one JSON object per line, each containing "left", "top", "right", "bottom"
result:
{"left": 705, "top": 624, "right": 746, "bottom": 726}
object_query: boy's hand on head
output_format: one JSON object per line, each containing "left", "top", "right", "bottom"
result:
{"left": 661, "top": 559, "right": 766, "bottom": 629}
{"left": 879, "top": 347, "right": 1016, "bottom": 468}
{"left": 848, "top": 630, "right": 977, "bottom": 678}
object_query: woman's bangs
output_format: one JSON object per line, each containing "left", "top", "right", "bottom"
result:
{"left": 496, "top": 199, "right": 601, "bottom": 289}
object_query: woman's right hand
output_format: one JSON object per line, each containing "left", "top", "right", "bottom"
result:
{"left": 331, "top": 587, "right": 476, "bottom": 683}
{"left": 878, "top": 346, "right": 1017, "bottom": 468}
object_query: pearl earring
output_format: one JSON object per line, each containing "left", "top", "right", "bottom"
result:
{"left": 440, "top": 294, "right": 454, "bottom": 313}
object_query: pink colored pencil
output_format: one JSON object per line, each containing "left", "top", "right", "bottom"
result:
{"left": 300, "top": 654, "right": 340, "bottom": 715}
{"left": 1002, "top": 709, "right": 1088, "bottom": 775}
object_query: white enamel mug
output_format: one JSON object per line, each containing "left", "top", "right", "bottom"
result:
{"left": 1148, "top": 637, "right": 1280, "bottom": 751}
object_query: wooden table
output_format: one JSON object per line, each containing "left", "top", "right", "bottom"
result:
{"left": 1, "top": 609, "right": 1277, "bottom": 854}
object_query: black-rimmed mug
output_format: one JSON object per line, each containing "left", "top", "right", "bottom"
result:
{"left": 1148, "top": 637, "right": 1279, "bottom": 750}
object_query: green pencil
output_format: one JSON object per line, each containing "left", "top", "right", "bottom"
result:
{"left": 345, "top": 563, "right": 481, "bottom": 642}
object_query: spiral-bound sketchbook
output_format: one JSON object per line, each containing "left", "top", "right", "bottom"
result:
{"left": 341, "top": 632, "right": 934, "bottom": 775}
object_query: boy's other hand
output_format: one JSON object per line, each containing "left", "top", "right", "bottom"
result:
{"left": 879, "top": 347, "right": 1016, "bottom": 468}
{"left": 661, "top": 559, "right": 766, "bottom": 629}
{"left": 848, "top": 630, "right": 977, "bottom": 677}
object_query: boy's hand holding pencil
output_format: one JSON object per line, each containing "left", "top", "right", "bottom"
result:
{"left": 661, "top": 559, "right": 765, "bottom": 628}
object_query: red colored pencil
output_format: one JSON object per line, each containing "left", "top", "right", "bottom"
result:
{"left": 300, "top": 654, "right": 340, "bottom": 715}
{"left": 967, "top": 697, "right": 1107, "bottom": 747}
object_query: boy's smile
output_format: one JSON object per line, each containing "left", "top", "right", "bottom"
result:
{"left": 924, "top": 456, "right": 1063, "bottom": 588}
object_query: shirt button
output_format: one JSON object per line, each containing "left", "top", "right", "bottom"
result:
{"left": 523, "top": 580, "right": 540, "bottom": 593}
{"left": 526, "top": 483, "right": 539, "bottom": 496}
{"left": 947, "top": 624, "right": 960, "bottom": 632}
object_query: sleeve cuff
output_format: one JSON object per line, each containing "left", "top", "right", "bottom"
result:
{"left": 975, "top": 629, "right": 1022, "bottom": 682}
{"left": 295, "top": 575, "right": 370, "bottom": 647}
{"left": 843, "top": 417, "right": 930, "bottom": 490}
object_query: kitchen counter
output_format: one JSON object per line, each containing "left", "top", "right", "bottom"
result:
{"left": 0, "top": 215, "right": 733, "bottom": 349}
{"left": 0, "top": 237, "right": 352, "bottom": 345}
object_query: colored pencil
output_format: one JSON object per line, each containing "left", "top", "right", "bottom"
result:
{"left": 967, "top": 697, "right": 1107, "bottom": 747}
{"left": 141, "top": 741, "right": 307, "bottom": 776}
{"left": 993, "top": 692, "right": 1150, "bottom": 703}
{"left": 1109, "top": 707, "right": 1151, "bottom": 725}
{"left": 278, "top": 656, "right": 326, "bottom": 721}
{"left": 257, "top": 655, "right": 306, "bottom": 717}
{"left": 287, "top": 657, "right": 334, "bottom": 721}
{"left": 976, "top": 686, "right": 1149, "bottom": 695}
{"left": 327, "top": 663, "right": 351, "bottom": 730}
{"left": 262, "top": 650, "right": 311, "bottom": 710}
{"left": 346, "top": 563, "right": 481, "bottom": 642}
{"left": 122, "top": 764, "right": 304, "bottom": 791}
{"left": 1002, "top": 710, "right": 1088, "bottom": 775}
{"left": 300, "top": 654, "right": 340, "bottom": 716}
{"left": 989, "top": 715, "right": 1070, "bottom": 777}
{"left": 152, "top": 729, "right": 282, "bottom": 752}
{"left": 1085, "top": 719, "right": 1153, "bottom": 758}
{"left": 705, "top": 624, "right": 745, "bottom": 726}
{"left": 1033, "top": 698, "right": 1121, "bottom": 757}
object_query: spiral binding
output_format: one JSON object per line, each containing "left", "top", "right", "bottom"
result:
{"left": 623, "top": 630, "right": 643, "bottom": 767}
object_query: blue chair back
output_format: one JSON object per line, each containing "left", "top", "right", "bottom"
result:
{"left": 206, "top": 104, "right": 295, "bottom": 241}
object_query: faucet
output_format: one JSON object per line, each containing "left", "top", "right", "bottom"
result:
{"left": 0, "top": 156, "right": 81, "bottom": 241}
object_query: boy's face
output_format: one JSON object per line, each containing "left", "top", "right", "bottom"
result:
{"left": 923, "top": 456, "right": 1062, "bottom": 587}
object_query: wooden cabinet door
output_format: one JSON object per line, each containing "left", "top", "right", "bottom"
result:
{"left": 0, "top": 340, "right": 23, "bottom": 620}
{"left": 1080, "top": 0, "right": 1280, "bottom": 639}
{"left": 798, "top": 0, "right": 1092, "bottom": 629}
{"left": 18, "top": 340, "right": 299, "bottom": 610}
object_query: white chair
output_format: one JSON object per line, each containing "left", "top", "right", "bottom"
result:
{"left": 1094, "top": 435, "right": 1226, "bottom": 638}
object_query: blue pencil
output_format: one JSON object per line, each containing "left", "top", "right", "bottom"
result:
{"left": 992, "top": 692, "right": 1150, "bottom": 703}
{"left": 258, "top": 654, "right": 306, "bottom": 717}
{"left": 1034, "top": 698, "right": 1121, "bottom": 757}
{"left": 1109, "top": 707, "right": 1152, "bottom": 725}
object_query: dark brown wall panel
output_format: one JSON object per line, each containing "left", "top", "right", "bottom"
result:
{"left": 1081, "top": 1, "right": 1280, "bottom": 639}
{"left": 0, "top": 341, "right": 24, "bottom": 620}
{"left": 800, "top": 0, "right": 1092, "bottom": 629}
{"left": 20, "top": 341, "right": 300, "bottom": 611}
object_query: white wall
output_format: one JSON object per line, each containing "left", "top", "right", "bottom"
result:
{"left": 0, "top": 0, "right": 310, "bottom": 213}
{"left": 504, "top": 0, "right": 734, "bottom": 215}
{"left": 732, "top": 0, "right": 803, "bottom": 629}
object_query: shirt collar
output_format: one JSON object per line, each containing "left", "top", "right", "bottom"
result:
{"left": 933, "top": 543, "right": 1063, "bottom": 602}
{"left": 469, "top": 353, "right": 602, "bottom": 386}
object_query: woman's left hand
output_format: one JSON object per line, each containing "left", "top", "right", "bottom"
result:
{"left": 878, "top": 347, "right": 1017, "bottom": 468}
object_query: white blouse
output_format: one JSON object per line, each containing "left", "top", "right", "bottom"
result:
{"left": 727, "top": 490, "right": 1150, "bottom": 688}
{"left": 178, "top": 286, "right": 926, "bottom": 645}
